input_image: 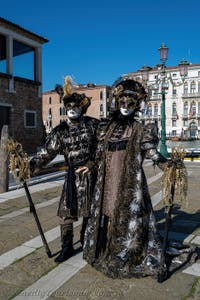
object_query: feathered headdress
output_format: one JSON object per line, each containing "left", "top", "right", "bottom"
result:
{"left": 55, "top": 76, "right": 91, "bottom": 114}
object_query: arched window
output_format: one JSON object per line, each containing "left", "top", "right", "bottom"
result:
{"left": 49, "top": 97, "right": 52, "bottom": 104}
{"left": 59, "top": 107, "right": 62, "bottom": 115}
{"left": 189, "top": 122, "right": 197, "bottom": 138}
{"left": 172, "top": 103, "right": 176, "bottom": 116}
{"left": 191, "top": 81, "right": 196, "bottom": 93}
{"left": 100, "top": 91, "right": 103, "bottom": 100}
{"left": 184, "top": 102, "right": 188, "bottom": 115}
{"left": 49, "top": 108, "right": 52, "bottom": 116}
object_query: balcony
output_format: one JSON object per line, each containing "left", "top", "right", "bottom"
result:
{"left": 149, "top": 95, "right": 161, "bottom": 101}
{"left": 182, "top": 92, "right": 200, "bottom": 99}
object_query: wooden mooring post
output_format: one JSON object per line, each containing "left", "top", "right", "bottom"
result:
{"left": 0, "top": 125, "right": 9, "bottom": 193}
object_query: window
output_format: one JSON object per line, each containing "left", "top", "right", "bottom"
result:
{"left": 172, "top": 89, "right": 177, "bottom": 95}
{"left": 172, "top": 119, "right": 176, "bottom": 127}
{"left": 184, "top": 120, "right": 188, "bottom": 127}
{"left": 172, "top": 103, "right": 176, "bottom": 116}
{"left": 172, "top": 130, "right": 177, "bottom": 136}
{"left": 198, "top": 82, "right": 200, "bottom": 93}
{"left": 100, "top": 91, "right": 103, "bottom": 100}
{"left": 49, "top": 108, "right": 52, "bottom": 116}
{"left": 154, "top": 104, "right": 158, "bottom": 116}
{"left": 0, "top": 34, "right": 6, "bottom": 73}
{"left": 191, "top": 81, "right": 196, "bottom": 93}
{"left": 60, "top": 107, "right": 62, "bottom": 115}
{"left": 62, "top": 107, "right": 66, "bottom": 115}
{"left": 13, "top": 40, "right": 35, "bottom": 80}
{"left": 148, "top": 104, "right": 152, "bottom": 116}
{"left": 184, "top": 102, "right": 188, "bottom": 115}
{"left": 183, "top": 82, "right": 188, "bottom": 94}
{"left": 24, "top": 110, "right": 36, "bottom": 128}
{"left": 100, "top": 104, "right": 104, "bottom": 115}
{"left": 172, "top": 73, "right": 177, "bottom": 77}
{"left": 198, "top": 103, "right": 200, "bottom": 115}
{"left": 49, "top": 97, "right": 52, "bottom": 105}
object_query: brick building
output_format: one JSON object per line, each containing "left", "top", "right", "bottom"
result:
{"left": 43, "top": 83, "right": 111, "bottom": 132}
{"left": 0, "top": 17, "right": 48, "bottom": 153}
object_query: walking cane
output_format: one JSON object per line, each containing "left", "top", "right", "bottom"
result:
{"left": 157, "top": 187, "right": 174, "bottom": 283}
{"left": 6, "top": 139, "right": 53, "bottom": 258}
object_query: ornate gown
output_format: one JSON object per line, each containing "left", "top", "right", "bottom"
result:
{"left": 83, "top": 113, "right": 167, "bottom": 278}
{"left": 30, "top": 116, "right": 99, "bottom": 221}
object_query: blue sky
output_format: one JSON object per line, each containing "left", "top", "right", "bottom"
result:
{"left": 1, "top": 0, "right": 200, "bottom": 91}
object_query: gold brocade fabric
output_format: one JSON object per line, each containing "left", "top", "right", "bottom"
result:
{"left": 103, "top": 150, "right": 126, "bottom": 216}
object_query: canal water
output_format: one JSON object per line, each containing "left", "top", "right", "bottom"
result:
{"left": 167, "top": 140, "right": 200, "bottom": 150}
{"left": 159, "top": 140, "right": 200, "bottom": 151}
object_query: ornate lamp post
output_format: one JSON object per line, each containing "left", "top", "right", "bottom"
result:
{"left": 140, "top": 44, "right": 189, "bottom": 158}
{"left": 159, "top": 43, "right": 170, "bottom": 158}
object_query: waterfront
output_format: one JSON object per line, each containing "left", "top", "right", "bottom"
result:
{"left": 164, "top": 140, "right": 200, "bottom": 151}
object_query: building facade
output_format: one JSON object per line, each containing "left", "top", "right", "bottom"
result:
{"left": 0, "top": 17, "right": 48, "bottom": 153}
{"left": 43, "top": 84, "right": 111, "bottom": 132}
{"left": 126, "top": 64, "right": 200, "bottom": 139}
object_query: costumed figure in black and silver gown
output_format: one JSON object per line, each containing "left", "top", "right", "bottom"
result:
{"left": 83, "top": 77, "right": 191, "bottom": 279}
{"left": 30, "top": 77, "right": 99, "bottom": 263}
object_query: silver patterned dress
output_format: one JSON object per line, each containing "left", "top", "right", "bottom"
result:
{"left": 83, "top": 113, "right": 167, "bottom": 278}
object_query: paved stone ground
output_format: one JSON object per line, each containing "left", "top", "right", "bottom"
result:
{"left": 0, "top": 160, "right": 200, "bottom": 300}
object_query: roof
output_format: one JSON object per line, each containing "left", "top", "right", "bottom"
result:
{"left": 0, "top": 17, "right": 48, "bottom": 44}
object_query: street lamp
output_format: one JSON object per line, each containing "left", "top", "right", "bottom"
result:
{"left": 158, "top": 43, "right": 170, "bottom": 158}
{"left": 140, "top": 44, "right": 189, "bottom": 158}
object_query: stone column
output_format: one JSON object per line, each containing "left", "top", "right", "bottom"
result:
{"left": 0, "top": 125, "right": 9, "bottom": 193}
{"left": 6, "top": 35, "right": 15, "bottom": 93}
{"left": 35, "top": 46, "right": 42, "bottom": 97}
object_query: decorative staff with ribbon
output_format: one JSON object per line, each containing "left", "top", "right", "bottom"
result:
{"left": 157, "top": 146, "right": 188, "bottom": 282}
{"left": 6, "top": 139, "right": 53, "bottom": 258}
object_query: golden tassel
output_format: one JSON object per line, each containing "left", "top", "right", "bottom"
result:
{"left": 162, "top": 146, "right": 188, "bottom": 210}
{"left": 6, "top": 139, "right": 30, "bottom": 184}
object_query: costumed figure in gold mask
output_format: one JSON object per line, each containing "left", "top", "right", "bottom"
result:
{"left": 83, "top": 77, "right": 195, "bottom": 280}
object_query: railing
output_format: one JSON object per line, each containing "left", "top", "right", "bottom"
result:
{"left": 182, "top": 92, "right": 200, "bottom": 98}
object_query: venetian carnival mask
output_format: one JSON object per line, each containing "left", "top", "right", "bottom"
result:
{"left": 119, "top": 95, "right": 138, "bottom": 116}
{"left": 66, "top": 103, "right": 83, "bottom": 120}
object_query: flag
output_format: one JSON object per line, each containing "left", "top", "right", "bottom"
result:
{"left": 189, "top": 102, "right": 194, "bottom": 119}
{"left": 145, "top": 105, "right": 149, "bottom": 116}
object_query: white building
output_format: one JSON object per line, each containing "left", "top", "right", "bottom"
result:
{"left": 126, "top": 64, "right": 200, "bottom": 140}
